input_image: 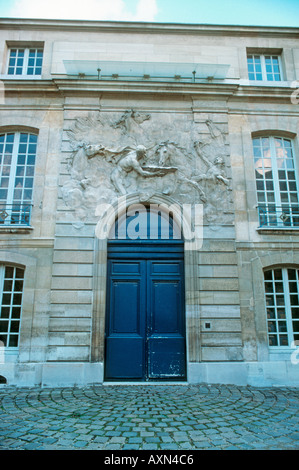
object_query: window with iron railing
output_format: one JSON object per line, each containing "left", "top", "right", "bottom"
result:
{"left": 253, "top": 136, "right": 299, "bottom": 228}
{"left": 0, "top": 132, "right": 37, "bottom": 227}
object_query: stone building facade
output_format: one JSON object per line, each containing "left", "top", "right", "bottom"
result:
{"left": 0, "top": 18, "right": 299, "bottom": 386}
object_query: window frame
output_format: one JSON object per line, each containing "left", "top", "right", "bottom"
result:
{"left": 247, "top": 53, "right": 284, "bottom": 82}
{"left": 253, "top": 135, "right": 299, "bottom": 228}
{"left": 0, "top": 264, "right": 24, "bottom": 350}
{"left": 264, "top": 267, "right": 299, "bottom": 350}
{"left": 0, "top": 131, "right": 37, "bottom": 227}
{"left": 6, "top": 46, "right": 43, "bottom": 78}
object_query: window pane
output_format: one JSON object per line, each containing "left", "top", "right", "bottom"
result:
{"left": 274, "top": 269, "right": 283, "bottom": 280}
{"left": 14, "top": 280, "right": 23, "bottom": 292}
{"left": 275, "top": 282, "right": 284, "bottom": 293}
{"left": 269, "top": 335, "right": 278, "bottom": 346}
{"left": 0, "top": 335, "right": 7, "bottom": 346}
{"left": 15, "top": 268, "right": 24, "bottom": 279}
{"left": 2, "top": 294, "right": 11, "bottom": 305}
{"left": 264, "top": 270, "right": 273, "bottom": 281}
{"left": 277, "top": 308, "right": 286, "bottom": 319}
{"left": 0, "top": 321, "right": 9, "bottom": 333}
{"left": 278, "top": 321, "right": 287, "bottom": 332}
{"left": 3, "top": 280, "right": 13, "bottom": 291}
{"left": 12, "top": 293, "right": 22, "bottom": 305}
{"left": 11, "top": 307, "right": 21, "bottom": 319}
{"left": 8, "top": 335, "right": 18, "bottom": 347}
{"left": 4, "top": 266, "right": 14, "bottom": 278}
{"left": 267, "top": 308, "right": 275, "bottom": 318}
{"left": 268, "top": 321, "right": 277, "bottom": 332}
{"left": 279, "top": 335, "right": 288, "bottom": 346}
{"left": 10, "top": 321, "right": 20, "bottom": 333}
{"left": 289, "top": 282, "right": 298, "bottom": 293}
{"left": 0, "top": 307, "right": 10, "bottom": 319}
{"left": 292, "top": 308, "right": 299, "bottom": 319}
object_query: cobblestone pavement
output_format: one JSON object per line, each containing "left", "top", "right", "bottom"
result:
{"left": 0, "top": 383, "right": 299, "bottom": 451}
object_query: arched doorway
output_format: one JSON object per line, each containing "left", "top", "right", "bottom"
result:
{"left": 104, "top": 205, "right": 187, "bottom": 381}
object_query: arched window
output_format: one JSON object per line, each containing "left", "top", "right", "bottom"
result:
{"left": 0, "top": 265, "right": 25, "bottom": 348}
{"left": 264, "top": 267, "right": 299, "bottom": 347}
{"left": 109, "top": 204, "right": 183, "bottom": 240}
{"left": 0, "top": 132, "right": 37, "bottom": 226}
{"left": 253, "top": 136, "right": 299, "bottom": 227}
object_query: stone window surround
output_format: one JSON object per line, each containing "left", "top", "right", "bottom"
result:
{"left": 1, "top": 41, "right": 44, "bottom": 78}
{"left": 0, "top": 251, "right": 37, "bottom": 363}
{"left": 249, "top": 251, "right": 299, "bottom": 362}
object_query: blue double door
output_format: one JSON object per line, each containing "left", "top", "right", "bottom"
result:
{"left": 105, "top": 242, "right": 186, "bottom": 381}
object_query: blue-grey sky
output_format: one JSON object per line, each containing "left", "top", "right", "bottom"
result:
{"left": 0, "top": 0, "right": 298, "bottom": 26}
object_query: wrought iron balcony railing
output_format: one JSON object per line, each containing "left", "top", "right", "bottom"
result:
{"left": 258, "top": 205, "right": 299, "bottom": 228}
{"left": 0, "top": 204, "right": 33, "bottom": 227}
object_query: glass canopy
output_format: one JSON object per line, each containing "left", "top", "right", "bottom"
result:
{"left": 63, "top": 60, "right": 230, "bottom": 82}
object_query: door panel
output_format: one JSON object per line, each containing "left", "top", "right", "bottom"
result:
{"left": 105, "top": 337, "right": 144, "bottom": 379}
{"left": 147, "top": 261, "right": 185, "bottom": 379}
{"left": 148, "top": 338, "right": 186, "bottom": 378}
{"left": 111, "top": 280, "right": 140, "bottom": 333}
{"left": 150, "top": 281, "right": 181, "bottom": 333}
{"left": 105, "top": 261, "right": 146, "bottom": 380}
{"left": 105, "top": 253, "right": 186, "bottom": 381}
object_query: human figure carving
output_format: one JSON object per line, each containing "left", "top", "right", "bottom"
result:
{"left": 110, "top": 145, "right": 161, "bottom": 195}
{"left": 193, "top": 141, "right": 229, "bottom": 186}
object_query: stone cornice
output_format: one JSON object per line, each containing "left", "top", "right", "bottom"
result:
{"left": 53, "top": 78, "right": 239, "bottom": 98}
{"left": 2, "top": 78, "right": 296, "bottom": 106}
{"left": 2, "top": 79, "right": 60, "bottom": 94}
{"left": 231, "top": 84, "right": 297, "bottom": 103}
{"left": 0, "top": 18, "right": 299, "bottom": 38}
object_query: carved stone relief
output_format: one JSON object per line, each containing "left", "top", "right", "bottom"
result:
{"left": 62, "top": 110, "right": 233, "bottom": 224}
